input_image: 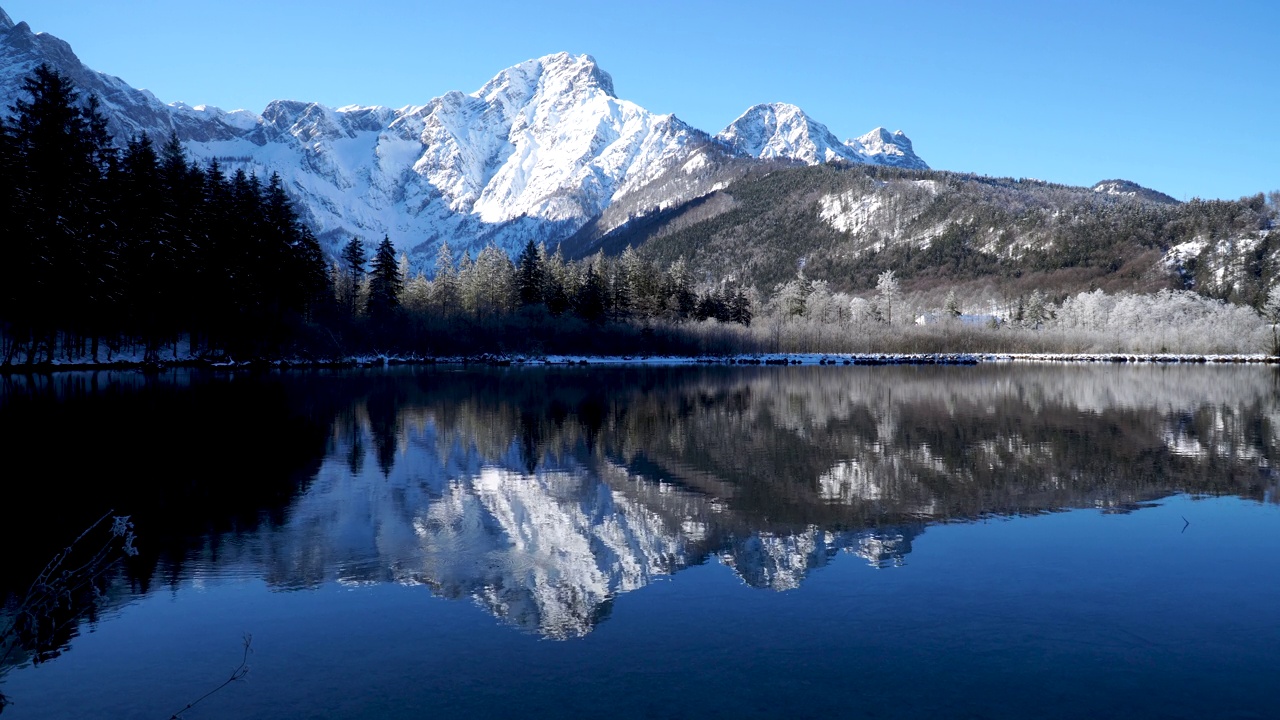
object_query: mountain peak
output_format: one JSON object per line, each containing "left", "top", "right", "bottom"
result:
{"left": 541, "top": 52, "right": 614, "bottom": 94}
{"left": 716, "top": 103, "right": 851, "bottom": 164}
{"left": 0, "top": 4, "right": 929, "bottom": 264}
{"left": 474, "top": 52, "right": 616, "bottom": 107}
{"left": 715, "top": 103, "right": 927, "bottom": 169}
{"left": 846, "top": 127, "right": 928, "bottom": 170}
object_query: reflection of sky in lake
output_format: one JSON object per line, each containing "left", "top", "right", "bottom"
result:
{"left": 3, "top": 365, "right": 1279, "bottom": 718}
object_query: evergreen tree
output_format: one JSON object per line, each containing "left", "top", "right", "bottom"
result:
{"left": 457, "top": 251, "right": 477, "bottom": 314}
{"left": 7, "top": 64, "right": 115, "bottom": 358}
{"left": 574, "top": 264, "right": 607, "bottom": 323}
{"left": 515, "top": 239, "right": 545, "bottom": 307}
{"left": 338, "top": 237, "right": 366, "bottom": 319}
{"left": 367, "top": 236, "right": 403, "bottom": 319}
{"left": 0, "top": 114, "right": 20, "bottom": 358}
{"left": 431, "top": 241, "right": 458, "bottom": 316}
{"left": 201, "top": 158, "right": 236, "bottom": 345}
{"left": 157, "top": 133, "right": 206, "bottom": 345}
{"left": 729, "top": 287, "right": 753, "bottom": 326}
{"left": 470, "top": 244, "right": 515, "bottom": 318}
{"left": 293, "top": 226, "right": 331, "bottom": 323}
{"left": 695, "top": 289, "right": 725, "bottom": 322}
{"left": 614, "top": 245, "right": 641, "bottom": 319}
{"left": 116, "top": 133, "right": 168, "bottom": 357}
{"left": 945, "top": 289, "right": 961, "bottom": 317}
{"left": 666, "top": 256, "right": 696, "bottom": 320}
{"left": 1026, "top": 289, "right": 1048, "bottom": 328}
{"left": 543, "top": 246, "right": 571, "bottom": 316}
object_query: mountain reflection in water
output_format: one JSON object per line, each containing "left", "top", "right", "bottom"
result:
{"left": 2, "top": 364, "right": 1277, "bottom": 646}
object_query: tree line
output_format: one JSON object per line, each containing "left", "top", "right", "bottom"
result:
{"left": 0, "top": 64, "right": 335, "bottom": 363}
{"left": 7, "top": 64, "right": 1270, "bottom": 363}
{"left": 0, "top": 65, "right": 329, "bottom": 364}
{"left": 0, "top": 65, "right": 756, "bottom": 364}
{"left": 329, "top": 236, "right": 753, "bottom": 352}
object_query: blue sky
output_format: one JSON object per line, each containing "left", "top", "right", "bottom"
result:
{"left": 5, "top": 0, "right": 1277, "bottom": 201}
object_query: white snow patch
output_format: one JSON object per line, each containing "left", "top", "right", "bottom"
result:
{"left": 682, "top": 152, "right": 709, "bottom": 175}
{"left": 819, "top": 191, "right": 885, "bottom": 234}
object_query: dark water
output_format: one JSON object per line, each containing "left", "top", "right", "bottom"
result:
{"left": 1, "top": 365, "right": 1278, "bottom": 719}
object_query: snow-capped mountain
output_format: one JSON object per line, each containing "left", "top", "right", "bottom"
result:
{"left": 848, "top": 126, "right": 928, "bottom": 170}
{"left": 715, "top": 102, "right": 927, "bottom": 170}
{"left": 0, "top": 6, "right": 926, "bottom": 266}
{"left": 176, "top": 51, "right": 711, "bottom": 263}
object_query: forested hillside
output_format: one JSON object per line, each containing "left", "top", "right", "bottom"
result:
{"left": 571, "top": 160, "right": 1278, "bottom": 306}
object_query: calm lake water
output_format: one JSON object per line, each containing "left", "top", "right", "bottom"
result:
{"left": 2, "top": 364, "right": 1278, "bottom": 719}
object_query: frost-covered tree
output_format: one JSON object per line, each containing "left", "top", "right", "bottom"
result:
{"left": 876, "top": 270, "right": 900, "bottom": 325}
{"left": 848, "top": 297, "right": 877, "bottom": 331}
{"left": 772, "top": 279, "right": 807, "bottom": 319}
{"left": 1026, "top": 289, "right": 1049, "bottom": 328}
{"left": 431, "top": 241, "right": 458, "bottom": 316}
{"left": 542, "top": 246, "right": 571, "bottom": 316}
{"left": 1263, "top": 286, "right": 1280, "bottom": 355}
{"left": 666, "top": 256, "right": 696, "bottom": 320}
{"left": 465, "top": 244, "right": 514, "bottom": 318}
{"left": 805, "top": 280, "right": 836, "bottom": 324}
{"left": 401, "top": 271, "right": 430, "bottom": 314}
{"left": 945, "top": 290, "right": 961, "bottom": 318}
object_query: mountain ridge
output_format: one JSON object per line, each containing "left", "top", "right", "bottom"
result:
{"left": 715, "top": 102, "right": 927, "bottom": 170}
{"left": 0, "top": 7, "right": 924, "bottom": 267}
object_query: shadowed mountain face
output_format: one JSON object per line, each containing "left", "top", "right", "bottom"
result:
{"left": 3, "top": 365, "right": 1278, "bottom": 647}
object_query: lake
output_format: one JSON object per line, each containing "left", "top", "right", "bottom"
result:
{"left": 1, "top": 364, "right": 1278, "bottom": 719}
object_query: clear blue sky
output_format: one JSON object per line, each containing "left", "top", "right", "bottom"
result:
{"left": 5, "top": 0, "right": 1277, "bottom": 201}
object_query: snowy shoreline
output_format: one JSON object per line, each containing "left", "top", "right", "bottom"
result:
{"left": 3, "top": 351, "right": 1278, "bottom": 373}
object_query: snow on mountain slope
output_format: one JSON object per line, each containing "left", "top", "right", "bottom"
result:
{"left": 847, "top": 127, "right": 929, "bottom": 170}
{"left": 1092, "top": 179, "right": 1180, "bottom": 205}
{"left": 0, "top": 9, "right": 243, "bottom": 144}
{"left": 0, "top": 6, "right": 924, "bottom": 268}
{"left": 716, "top": 102, "right": 854, "bottom": 164}
{"left": 715, "top": 102, "right": 928, "bottom": 170}
{"left": 176, "top": 51, "right": 709, "bottom": 263}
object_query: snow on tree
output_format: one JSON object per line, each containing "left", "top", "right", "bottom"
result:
{"left": 875, "top": 270, "right": 900, "bottom": 325}
{"left": 1263, "top": 286, "right": 1280, "bottom": 355}
{"left": 945, "top": 290, "right": 961, "bottom": 318}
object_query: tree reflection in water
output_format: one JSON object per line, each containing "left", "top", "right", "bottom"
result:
{"left": 2, "top": 364, "right": 1278, "bottom": 649}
